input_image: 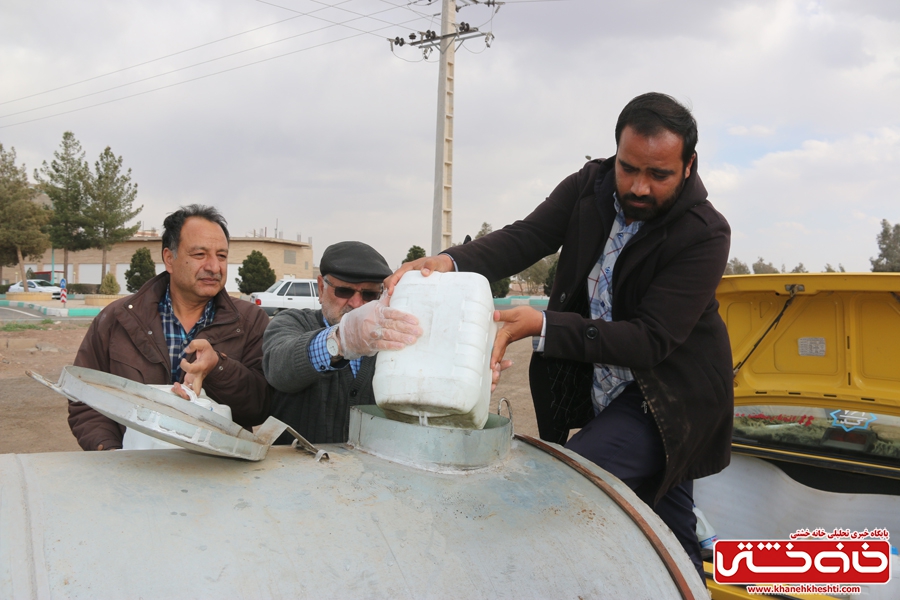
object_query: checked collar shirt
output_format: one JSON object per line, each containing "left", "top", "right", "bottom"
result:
{"left": 586, "top": 194, "right": 643, "bottom": 413}
{"left": 532, "top": 195, "right": 643, "bottom": 414}
{"left": 308, "top": 317, "right": 362, "bottom": 378}
{"left": 533, "top": 194, "right": 644, "bottom": 414}
{"left": 158, "top": 285, "right": 217, "bottom": 384}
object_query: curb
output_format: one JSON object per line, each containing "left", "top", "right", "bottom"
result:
{"left": 493, "top": 297, "right": 549, "bottom": 309}
{"left": 0, "top": 300, "right": 101, "bottom": 318}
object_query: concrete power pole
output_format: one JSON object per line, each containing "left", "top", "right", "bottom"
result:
{"left": 431, "top": 0, "right": 456, "bottom": 256}
{"left": 390, "top": 2, "right": 493, "bottom": 255}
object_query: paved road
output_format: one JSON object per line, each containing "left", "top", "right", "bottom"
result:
{"left": 0, "top": 306, "right": 47, "bottom": 321}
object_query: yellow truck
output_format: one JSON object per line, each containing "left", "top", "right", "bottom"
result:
{"left": 701, "top": 273, "right": 900, "bottom": 599}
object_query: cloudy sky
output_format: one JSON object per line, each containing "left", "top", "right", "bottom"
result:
{"left": 2, "top": 0, "right": 899, "bottom": 272}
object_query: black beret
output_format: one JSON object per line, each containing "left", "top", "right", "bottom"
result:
{"left": 319, "top": 241, "right": 392, "bottom": 283}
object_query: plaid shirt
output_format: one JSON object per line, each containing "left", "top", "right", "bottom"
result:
{"left": 158, "top": 286, "right": 217, "bottom": 383}
{"left": 587, "top": 195, "right": 643, "bottom": 413}
{"left": 308, "top": 317, "right": 361, "bottom": 377}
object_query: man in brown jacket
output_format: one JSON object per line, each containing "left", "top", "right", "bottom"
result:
{"left": 68, "top": 205, "right": 271, "bottom": 451}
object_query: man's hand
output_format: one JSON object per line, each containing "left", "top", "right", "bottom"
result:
{"left": 384, "top": 254, "right": 454, "bottom": 295}
{"left": 490, "top": 307, "right": 543, "bottom": 373}
{"left": 170, "top": 381, "right": 193, "bottom": 401}
{"left": 179, "top": 338, "right": 219, "bottom": 396}
{"left": 337, "top": 296, "right": 423, "bottom": 359}
{"left": 491, "top": 358, "right": 514, "bottom": 392}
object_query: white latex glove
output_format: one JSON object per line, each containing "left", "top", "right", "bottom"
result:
{"left": 337, "top": 296, "right": 422, "bottom": 359}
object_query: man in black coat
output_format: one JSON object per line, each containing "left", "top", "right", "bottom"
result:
{"left": 388, "top": 93, "right": 733, "bottom": 579}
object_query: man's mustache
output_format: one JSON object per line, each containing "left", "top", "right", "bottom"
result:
{"left": 621, "top": 192, "right": 658, "bottom": 204}
{"left": 197, "top": 272, "right": 222, "bottom": 281}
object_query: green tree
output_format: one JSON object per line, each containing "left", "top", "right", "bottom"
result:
{"left": 34, "top": 131, "right": 92, "bottom": 281}
{"left": 402, "top": 245, "right": 426, "bottom": 263}
{"left": 476, "top": 222, "right": 492, "bottom": 239}
{"left": 84, "top": 146, "right": 142, "bottom": 279}
{"left": 475, "top": 222, "right": 510, "bottom": 297}
{"left": 0, "top": 145, "right": 51, "bottom": 287}
{"left": 124, "top": 247, "right": 157, "bottom": 292}
{"left": 98, "top": 272, "right": 121, "bottom": 295}
{"left": 490, "top": 278, "right": 510, "bottom": 298}
{"left": 870, "top": 219, "right": 900, "bottom": 272}
{"left": 790, "top": 263, "right": 808, "bottom": 273}
{"left": 0, "top": 242, "right": 16, "bottom": 270}
{"left": 517, "top": 255, "right": 556, "bottom": 295}
{"left": 236, "top": 250, "right": 276, "bottom": 294}
{"left": 752, "top": 257, "right": 780, "bottom": 274}
{"left": 823, "top": 263, "right": 846, "bottom": 273}
{"left": 543, "top": 254, "right": 560, "bottom": 295}
{"left": 723, "top": 257, "right": 751, "bottom": 275}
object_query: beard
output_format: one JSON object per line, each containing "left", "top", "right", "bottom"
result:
{"left": 322, "top": 302, "right": 354, "bottom": 327}
{"left": 617, "top": 174, "right": 686, "bottom": 222}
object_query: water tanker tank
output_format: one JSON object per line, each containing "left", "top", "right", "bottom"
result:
{"left": 1, "top": 367, "right": 707, "bottom": 599}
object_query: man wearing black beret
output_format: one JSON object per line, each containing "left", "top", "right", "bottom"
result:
{"left": 262, "top": 241, "right": 421, "bottom": 444}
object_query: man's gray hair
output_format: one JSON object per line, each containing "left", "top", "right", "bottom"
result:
{"left": 162, "top": 204, "right": 230, "bottom": 257}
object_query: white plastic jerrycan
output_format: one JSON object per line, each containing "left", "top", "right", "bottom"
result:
{"left": 373, "top": 271, "right": 497, "bottom": 429}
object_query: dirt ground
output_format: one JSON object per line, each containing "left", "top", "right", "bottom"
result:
{"left": 0, "top": 323, "right": 88, "bottom": 454}
{"left": 0, "top": 324, "right": 539, "bottom": 455}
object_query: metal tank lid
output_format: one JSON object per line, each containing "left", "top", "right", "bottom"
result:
{"left": 28, "top": 366, "right": 325, "bottom": 461}
{"left": 348, "top": 405, "right": 512, "bottom": 472}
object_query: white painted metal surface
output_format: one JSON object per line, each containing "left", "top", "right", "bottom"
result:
{"left": 1, "top": 405, "right": 706, "bottom": 599}
{"left": 122, "top": 386, "right": 232, "bottom": 451}
{"left": 28, "top": 366, "right": 321, "bottom": 461}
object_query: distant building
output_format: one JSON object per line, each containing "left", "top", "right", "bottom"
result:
{"left": 1, "top": 231, "right": 314, "bottom": 293}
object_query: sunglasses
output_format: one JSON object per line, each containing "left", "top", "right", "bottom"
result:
{"left": 323, "top": 277, "right": 382, "bottom": 302}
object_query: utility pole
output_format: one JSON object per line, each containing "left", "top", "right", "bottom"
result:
{"left": 389, "top": 2, "right": 495, "bottom": 255}
{"left": 431, "top": 0, "right": 456, "bottom": 255}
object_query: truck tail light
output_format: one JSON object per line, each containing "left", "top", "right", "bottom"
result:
{"left": 255, "top": 298, "right": 261, "bottom": 305}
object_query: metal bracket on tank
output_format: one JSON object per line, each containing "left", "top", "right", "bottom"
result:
{"left": 255, "top": 419, "right": 329, "bottom": 462}
{"left": 497, "top": 397, "right": 514, "bottom": 437}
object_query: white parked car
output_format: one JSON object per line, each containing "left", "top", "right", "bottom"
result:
{"left": 251, "top": 278, "right": 320, "bottom": 316}
{"left": 8, "top": 279, "right": 62, "bottom": 299}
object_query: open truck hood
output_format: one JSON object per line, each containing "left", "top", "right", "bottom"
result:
{"left": 718, "top": 273, "right": 900, "bottom": 416}
{"left": 717, "top": 273, "right": 900, "bottom": 480}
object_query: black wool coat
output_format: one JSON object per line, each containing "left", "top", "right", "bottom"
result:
{"left": 445, "top": 157, "right": 734, "bottom": 503}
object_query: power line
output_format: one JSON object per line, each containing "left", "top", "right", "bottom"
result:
{"left": 1, "top": 3, "right": 422, "bottom": 121}
{"left": 1, "top": 0, "right": 548, "bottom": 128}
{"left": 377, "top": 0, "right": 440, "bottom": 21}
{"left": 0, "top": 2, "right": 358, "bottom": 107}
{"left": 257, "top": 0, "right": 432, "bottom": 32}
{"left": 0, "top": 13, "right": 425, "bottom": 130}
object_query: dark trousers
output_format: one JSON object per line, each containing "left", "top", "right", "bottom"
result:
{"left": 565, "top": 383, "right": 704, "bottom": 581}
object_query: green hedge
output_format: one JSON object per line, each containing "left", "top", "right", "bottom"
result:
{"left": 0, "top": 284, "right": 10, "bottom": 294}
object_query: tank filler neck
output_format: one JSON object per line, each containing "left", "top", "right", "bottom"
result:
{"left": 347, "top": 406, "right": 512, "bottom": 473}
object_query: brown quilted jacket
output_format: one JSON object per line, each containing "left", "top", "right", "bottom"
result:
{"left": 68, "top": 273, "right": 272, "bottom": 451}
